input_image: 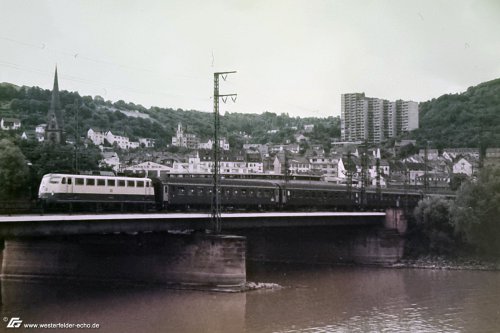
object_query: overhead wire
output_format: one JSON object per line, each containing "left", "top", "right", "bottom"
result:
{"left": 1, "top": 35, "right": 330, "bottom": 116}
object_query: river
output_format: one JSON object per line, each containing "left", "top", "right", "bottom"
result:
{"left": 1, "top": 263, "right": 499, "bottom": 332}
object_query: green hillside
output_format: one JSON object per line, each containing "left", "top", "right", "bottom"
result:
{"left": 0, "top": 84, "right": 339, "bottom": 150}
{"left": 2, "top": 76, "right": 500, "bottom": 152}
{"left": 412, "top": 78, "right": 500, "bottom": 149}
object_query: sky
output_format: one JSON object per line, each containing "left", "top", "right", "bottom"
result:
{"left": 1, "top": 0, "right": 500, "bottom": 118}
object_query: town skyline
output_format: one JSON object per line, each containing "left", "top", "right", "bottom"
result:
{"left": 1, "top": 0, "right": 500, "bottom": 117}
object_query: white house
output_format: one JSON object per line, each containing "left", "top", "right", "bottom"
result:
{"left": 452, "top": 158, "right": 474, "bottom": 177}
{"left": 123, "top": 161, "right": 174, "bottom": 177}
{"left": 197, "top": 138, "right": 230, "bottom": 151}
{"left": 35, "top": 124, "right": 46, "bottom": 142}
{"left": 87, "top": 128, "right": 106, "bottom": 145}
{"left": 0, "top": 118, "right": 21, "bottom": 130}
{"left": 106, "top": 131, "right": 129, "bottom": 149}
{"left": 309, "top": 156, "right": 337, "bottom": 175}
{"left": 419, "top": 149, "right": 439, "bottom": 160}
{"left": 288, "top": 156, "right": 311, "bottom": 174}
{"left": 99, "top": 151, "right": 120, "bottom": 172}
{"left": 139, "top": 138, "right": 155, "bottom": 148}
{"left": 304, "top": 124, "right": 314, "bottom": 133}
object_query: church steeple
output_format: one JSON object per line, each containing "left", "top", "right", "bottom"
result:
{"left": 45, "top": 66, "right": 65, "bottom": 144}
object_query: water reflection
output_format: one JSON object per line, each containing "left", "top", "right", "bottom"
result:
{"left": 2, "top": 265, "right": 500, "bottom": 332}
{"left": 246, "top": 264, "right": 500, "bottom": 333}
{"left": 1, "top": 280, "right": 246, "bottom": 333}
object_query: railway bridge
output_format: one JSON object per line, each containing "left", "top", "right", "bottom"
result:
{"left": 0, "top": 209, "right": 407, "bottom": 292}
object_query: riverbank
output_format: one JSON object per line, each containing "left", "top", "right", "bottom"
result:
{"left": 391, "top": 256, "right": 500, "bottom": 271}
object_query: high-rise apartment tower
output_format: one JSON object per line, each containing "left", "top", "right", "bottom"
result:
{"left": 341, "top": 93, "right": 418, "bottom": 143}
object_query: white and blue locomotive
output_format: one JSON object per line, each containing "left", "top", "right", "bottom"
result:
{"left": 39, "top": 173, "right": 155, "bottom": 209}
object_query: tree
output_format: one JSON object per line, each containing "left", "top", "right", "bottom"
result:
{"left": 411, "top": 196, "right": 456, "bottom": 255}
{"left": 451, "top": 167, "right": 500, "bottom": 257}
{"left": 0, "top": 139, "right": 30, "bottom": 199}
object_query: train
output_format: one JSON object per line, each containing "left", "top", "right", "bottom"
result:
{"left": 38, "top": 173, "right": 424, "bottom": 212}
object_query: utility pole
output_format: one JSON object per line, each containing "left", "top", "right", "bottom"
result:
{"left": 375, "top": 157, "right": 381, "bottom": 198}
{"left": 74, "top": 98, "right": 79, "bottom": 174}
{"left": 283, "top": 149, "right": 291, "bottom": 209}
{"left": 403, "top": 161, "right": 409, "bottom": 214}
{"left": 346, "top": 151, "right": 353, "bottom": 203}
{"left": 424, "top": 142, "right": 429, "bottom": 192}
{"left": 360, "top": 141, "right": 368, "bottom": 208}
{"left": 212, "top": 71, "right": 237, "bottom": 234}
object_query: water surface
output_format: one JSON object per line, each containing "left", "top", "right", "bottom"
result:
{"left": 1, "top": 264, "right": 499, "bottom": 332}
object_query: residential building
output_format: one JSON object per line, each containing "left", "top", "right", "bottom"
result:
{"left": 172, "top": 123, "right": 199, "bottom": 149}
{"left": 105, "top": 131, "right": 139, "bottom": 150}
{"left": 442, "top": 148, "right": 480, "bottom": 161}
{"left": 419, "top": 149, "right": 439, "bottom": 161}
{"left": 99, "top": 151, "right": 120, "bottom": 172}
{"left": 35, "top": 124, "right": 46, "bottom": 141}
{"left": 452, "top": 158, "right": 475, "bottom": 177}
{"left": 341, "top": 93, "right": 419, "bottom": 143}
{"left": 197, "top": 138, "right": 230, "bottom": 151}
{"left": 139, "top": 138, "right": 155, "bottom": 148}
{"left": 124, "top": 161, "right": 174, "bottom": 177}
{"left": 304, "top": 124, "right": 314, "bottom": 133}
{"left": 0, "top": 118, "right": 21, "bottom": 130}
{"left": 87, "top": 128, "right": 106, "bottom": 145}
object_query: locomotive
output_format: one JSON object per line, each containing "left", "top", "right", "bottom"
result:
{"left": 38, "top": 173, "right": 423, "bottom": 212}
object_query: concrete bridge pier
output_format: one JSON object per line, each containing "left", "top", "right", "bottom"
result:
{"left": 243, "top": 208, "right": 408, "bottom": 265}
{"left": 0, "top": 232, "right": 246, "bottom": 292}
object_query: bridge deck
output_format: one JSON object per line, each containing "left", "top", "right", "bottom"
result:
{"left": 0, "top": 212, "right": 386, "bottom": 237}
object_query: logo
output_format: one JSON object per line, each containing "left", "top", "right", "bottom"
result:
{"left": 6, "top": 317, "right": 23, "bottom": 328}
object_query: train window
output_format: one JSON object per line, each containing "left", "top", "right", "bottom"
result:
{"left": 97, "top": 179, "right": 105, "bottom": 186}
{"left": 61, "top": 178, "right": 66, "bottom": 184}
{"left": 241, "top": 189, "right": 247, "bottom": 196}
{"left": 164, "top": 186, "right": 168, "bottom": 193}
{"left": 86, "top": 179, "right": 95, "bottom": 186}
{"left": 177, "top": 187, "right": 185, "bottom": 194}
{"left": 75, "top": 178, "right": 84, "bottom": 185}
{"left": 189, "top": 188, "right": 195, "bottom": 195}
{"left": 225, "top": 189, "right": 231, "bottom": 196}
{"left": 197, "top": 188, "right": 204, "bottom": 195}
{"left": 118, "top": 180, "right": 125, "bottom": 187}
{"left": 68, "top": 178, "right": 72, "bottom": 185}
{"left": 127, "top": 180, "right": 135, "bottom": 187}
{"left": 146, "top": 182, "right": 150, "bottom": 187}
{"left": 49, "top": 177, "right": 61, "bottom": 184}
{"left": 108, "top": 179, "right": 115, "bottom": 186}
{"left": 249, "top": 190, "right": 254, "bottom": 196}
{"left": 137, "top": 181, "right": 144, "bottom": 187}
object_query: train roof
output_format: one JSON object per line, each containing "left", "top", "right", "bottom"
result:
{"left": 162, "top": 177, "right": 279, "bottom": 188}
{"left": 42, "top": 173, "right": 153, "bottom": 181}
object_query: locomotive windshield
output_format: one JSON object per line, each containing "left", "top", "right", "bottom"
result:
{"left": 49, "top": 176, "right": 62, "bottom": 184}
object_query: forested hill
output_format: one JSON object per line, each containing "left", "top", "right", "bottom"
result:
{"left": 0, "top": 82, "right": 340, "bottom": 149}
{"left": 2, "top": 76, "right": 500, "bottom": 151}
{"left": 412, "top": 78, "right": 500, "bottom": 149}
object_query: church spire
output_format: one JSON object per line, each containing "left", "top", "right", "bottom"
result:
{"left": 50, "top": 66, "right": 61, "bottom": 113}
{"left": 45, "top": 66, "right": 65, "bottom": 144}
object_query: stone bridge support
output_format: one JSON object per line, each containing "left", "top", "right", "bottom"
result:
{"left": 0, "top": 232, "right": 246, "bottom": 292}
{"left": 241, "top": 208, "right": 408, "bottom": 265}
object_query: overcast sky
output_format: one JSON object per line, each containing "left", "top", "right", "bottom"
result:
{"left": 1, "top": 0, "right": 499, "bottom": 117}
